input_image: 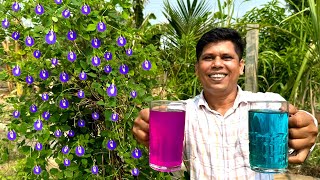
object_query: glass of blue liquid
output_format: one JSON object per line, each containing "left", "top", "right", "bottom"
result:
{"left": 248, "top": 101, "right": 289, "bottom": 173}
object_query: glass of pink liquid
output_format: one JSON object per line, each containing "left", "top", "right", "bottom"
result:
{"left": 149, "top": 100, "right": 186, "bottom": 172}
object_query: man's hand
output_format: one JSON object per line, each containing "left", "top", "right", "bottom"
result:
{"left": 288, "top": 104, "right": 318, "bottom": 163}
{"left": 132, "top": 108, "right": 150, "bottom": 147}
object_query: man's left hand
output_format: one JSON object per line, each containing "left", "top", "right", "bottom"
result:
{"left": 288, "top": 104, "right": 318, "bottom": 163}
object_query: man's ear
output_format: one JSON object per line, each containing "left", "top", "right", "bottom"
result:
{"left": 240, "top": 59, "right": 245, "bottom": 75}
{"left": 195, "top": 62, "right": 199, "bottom": 76}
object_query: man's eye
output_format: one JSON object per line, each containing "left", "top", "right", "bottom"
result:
{"left": 203, "top": 56, "right": 213, "bottom": 60}
{"left": 223, "top": 56, "right": 232, "bottom": 60}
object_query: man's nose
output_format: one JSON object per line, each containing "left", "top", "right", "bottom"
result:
{"left": 211, "top": 57, "right": 223, "bottom": 68}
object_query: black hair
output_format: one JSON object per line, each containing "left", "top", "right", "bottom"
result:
{"left": 196, "top": 27, "right": 245, "bottom": 61}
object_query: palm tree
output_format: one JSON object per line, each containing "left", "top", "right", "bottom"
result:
{"left": 162, "top": 0, "right": 213, "bottom": 46}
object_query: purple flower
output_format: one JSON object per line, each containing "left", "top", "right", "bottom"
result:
{"left": 51, "top": 58, "right": 58, "bottom": 66}
{"left": 30, "top": 104, "right": 37, "bottom": 113}
{"left": 12, "top": 66, "right": 21, "bottom": 76}
{"left": 117, "top": 36, "right": 126, "bottom": 47}
{"left": 35, "top": 142, "right": 43, "bottom": 151}
{"left": 91, "top": 56, "right": 101, "bottom": 66}
{"left": 91, "top": 38, "right": 101, "bottom": 48}
{"left": 39, "top": 69, "right": 49, "bottom": 80}
{"left": 81, "top": 4, "right": 91, "bottom": 15}
{"left": 92, "top": 112, "right": 99, "bottom": 120}
{"left": 54, "top": 0, "right": 63, "bottom": 4}
{"left": 126, "top": 48, "right": 133, "bottom": 56}
{"left": 62, "top": 9, "right": 70, "bottom": 18}
{"left": 2, "top": 18, "right": 9, "bottom": 29}
{"left": 107, "top": 140, "right": 117, "bottom": 150}
{"left": 33, "top": 50, "right": 41, "bottom": 59}
{"left": 42, "top": 111, "right": 50, "bottom": 120}
{"left": 25, "top": 36, "right": 34, "bottom": 47}
{"left": 11, "top": 31, "right": 20, "bottom": 40}
{"left": 130, "top": 90, "right": 137, "bottom": 98}
{"left": 12, "top": 110, "right": 20, "bottom": 118}
{"left": 26, "top": 75, "right": 34, "bottom": 84}
{"left": 77, "top": 90, "right": 85, "bottom": 98}
{"left": 106, "top": 84, "right": 117, "bottom": 97}
{"left": 33, "top": 166, "right": 41, "bottom": 175}
{"left": 131, "top": 168, "right": 139, "bottom": 176}
{"left": 78, "top": 119, "right": 85, "bottom": 127}
{"left": 35, "top": 4, "right": 45, "bottom": 15}
{"left": 7, "top": 130, "right": 17, "bottom": 141}
{"left": 59, "top": 98, "right": 69, "bottom": 109}
{"left": 75, "top": 146, "right": 85, "bottom": 156}
{"left": 42, "top": 93, "right": 49, "bottom": 101}
{"left": 34, "top": 120, "right": 43, "bottom": 131}
{"left": 67, "top": 51, "right": 76, "bottom": 62}
{"left": 97, "top": 22, "right": 106, "bottom": 32}
{"left": 68, "top": 130, "right": 75, "bottom": 137}
{"left": 12, "top": 2, "right": 21, "bottom": 12}
{"left": 45, "top": 30, "right": 56, "bottom": 44}
{"left": 79, "top": 71, "right": 87, "bottom": 80}
{"left": 64, "top": 158, "right": 71, "bottom": 166}
{"left": 54, "top": 130, "right": 62, "bottom": 138}
{"left": 104, "top": 52, "right": 112, "bottom": 60}
{"left": 142, "top": 60, "right": 152, "bottom": 70}
{"left": 67, "top": 30, "right": 77, "bottom": 41}
{"left": 110, "top": 113, "right": 118, "bottom": 121}
{"left": 104, "top": 65, "right": 112, "bottom": 74}
{"left": 119, "top": 64, "right": 129, "bottom": 75}
{"left": 59, "top": 72, "right": 69, "bottom": 83}
{"left": 91, "top": 165, "right": 98, "bottom": 175}
{"left": 132, "top": 148, "right": 142, "bottom": 159}
{"left": 61, "top": 146, "right": 70, "bottom": 154}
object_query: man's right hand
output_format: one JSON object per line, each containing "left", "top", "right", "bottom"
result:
{"left": 132, "top": 108, "right": 150, "bottom": 147}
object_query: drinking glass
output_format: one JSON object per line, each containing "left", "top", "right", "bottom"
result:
{"left": 149, "top": 100, "right": 186, "bottom": 172}
{"left": 248, "top": 101, "right": 289, "bottom": 173}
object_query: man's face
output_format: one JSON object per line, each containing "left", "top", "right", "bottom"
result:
{"left": 195, "top": 41, "right": 244, "bottom": 95}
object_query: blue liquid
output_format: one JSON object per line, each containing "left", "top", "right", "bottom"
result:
{"left": 249, "top": 110, "right": 288, "bottom": 172}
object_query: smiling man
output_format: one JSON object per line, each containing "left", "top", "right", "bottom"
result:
{"left": 132, "top": 28, "right": 318, "bottom": 179}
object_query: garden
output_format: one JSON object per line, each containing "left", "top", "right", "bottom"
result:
{"left": 0, "top": 0, "right": 319, "bottom": 179}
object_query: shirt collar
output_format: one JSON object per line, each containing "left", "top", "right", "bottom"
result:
{"left": 197, "top": 85, "right": 247, "bottom": 110}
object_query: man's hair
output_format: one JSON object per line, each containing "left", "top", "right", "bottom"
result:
{"left": 196, "top": 27, "right": 245, "bottom": 61}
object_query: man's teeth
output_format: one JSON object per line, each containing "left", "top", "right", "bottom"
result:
{"left": 209, "top": 74, "right": 226, "bottom": 78}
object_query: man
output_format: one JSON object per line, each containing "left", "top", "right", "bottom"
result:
{"left": 132, "top": 28, "right": 318, "bottom": 179}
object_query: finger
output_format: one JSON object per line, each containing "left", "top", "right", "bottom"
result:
{"left": 288, "top": 104, "right": 298, "bottom": 115}
{"left": 134, "top": 117, "right": 149, "bottom": 132}
{"left": 289, "top": 127, "right": 309, "bottom": 139}
{"left": 288, "top": 138, "right": 313, "bottom": 150}
{"left": 151, "top": 105, "right": 167, "bottom": 111}
{"left": 288, "top": 148, "right": 309, "bottom": 164}
{"left": 289, "top": 112, "right": 311, "bottom": 128}
{"left": 139, "top": 108, "right": 150, "bottom": 123}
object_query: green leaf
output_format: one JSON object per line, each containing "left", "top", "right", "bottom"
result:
{"left": 52, "top": 17, "right": 58, "bottom": 22}
{"left": 88, "top": 73, "right": 97, "bottom": 78}
{"left": 50, "top": 168, "right": 59, "bottom": 175}
{"left": 97, "top": 100, "right": 104, "bottom": 106}
{"left": 80, "top": 60, "right": 89, "bottom": 70}
{"left": 91, "top": 82, "right": 101, "bottom": 89}
{"left": 81, "top": 159, "right": 88, "bottom": 165}
{"left": 86, "top": 24, "right": 96, "bottom": 31}
{"left": 64, "top": 170, "right": 73, "bottom": 178}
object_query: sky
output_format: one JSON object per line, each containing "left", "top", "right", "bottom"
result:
{"left": 143, "top": 0, "right": 286, "bottom": 24}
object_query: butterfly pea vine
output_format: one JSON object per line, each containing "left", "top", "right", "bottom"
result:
{"left": 1, "top": 0, "right": 161, "bottom": 179}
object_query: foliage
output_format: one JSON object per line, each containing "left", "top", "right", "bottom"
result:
{"left": 0, "top": 0, "right": 170, "bottom": 179}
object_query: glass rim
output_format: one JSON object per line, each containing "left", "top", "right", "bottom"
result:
{"left": 150, "top": 100, "right": 186, "bottom": 104}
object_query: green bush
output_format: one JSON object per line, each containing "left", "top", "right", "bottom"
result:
{"left": 0, "top": 0, "right": 170, "bottom": 179}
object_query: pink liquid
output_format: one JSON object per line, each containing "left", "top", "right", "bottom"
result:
{"left": 149, "top": 110, "right": 185, "bottom": 171}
